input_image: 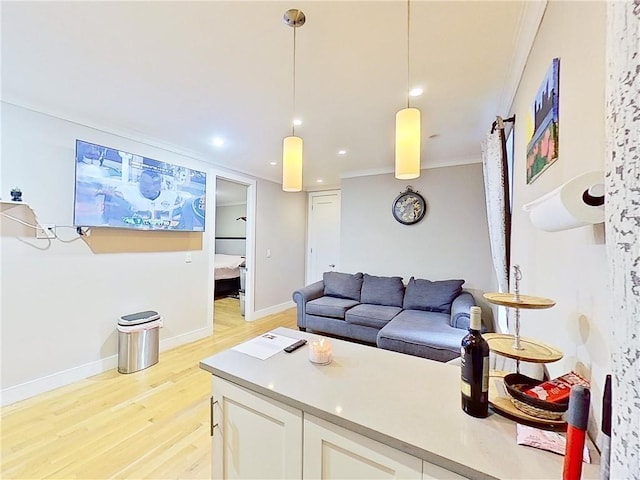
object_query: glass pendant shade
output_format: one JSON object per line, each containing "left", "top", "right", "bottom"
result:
{"left": 282, "top": 135, "right": 303, "bottom": 192}
{"left": 395, "top": 107, "right": 421, "bottom": 180}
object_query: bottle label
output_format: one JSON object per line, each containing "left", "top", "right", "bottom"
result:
{"left": 461, "top": 379, "right": 471, "bottom": 397}
{"left": 482, "top": 356, "right": 489, "bottom": 392}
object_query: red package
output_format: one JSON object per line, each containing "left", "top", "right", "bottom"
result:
{"left": 523, "top": 372, "right": 590, "bottom": 403}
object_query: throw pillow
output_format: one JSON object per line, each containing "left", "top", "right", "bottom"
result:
{"left": 360, "top": 274, "right": 405, "bottom": 307}
{"left": 323, "top": 271, "right": 364, "bottom": 301}
{"left": 403, "top": 277, "right": 465, "bottom": 313}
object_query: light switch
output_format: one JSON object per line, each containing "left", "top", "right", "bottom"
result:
{"left": 185, "top": 252, "right": 192, "bottom": 263}
{"left": 266, "top": 249, "right": 271, "bottom": 258}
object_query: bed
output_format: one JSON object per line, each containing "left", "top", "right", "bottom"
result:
{"left": 214, "top": 254, "right": 246, "bottom": 298}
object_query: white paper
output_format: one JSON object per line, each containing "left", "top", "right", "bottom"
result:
{"left": 516, "top": 424, "right": 591, "bottom": 463}
{"left": 232, "top": 332, "right": 299, "bottom": 360}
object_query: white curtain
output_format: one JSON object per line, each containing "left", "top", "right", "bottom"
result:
{"left": 481, "top": 124, "right": 509, "bottom": 333}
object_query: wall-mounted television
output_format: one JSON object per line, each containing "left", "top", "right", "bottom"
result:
{"left": 74, "top": 140, "right": 206, "bottom": 231}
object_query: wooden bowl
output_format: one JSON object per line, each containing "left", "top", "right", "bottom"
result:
{"left": 503, "top": 373, "right": 568, "bottom": 420}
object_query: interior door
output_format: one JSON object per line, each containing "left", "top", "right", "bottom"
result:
{"left": 307, "top": 191, "right": 341, "bottom": 284}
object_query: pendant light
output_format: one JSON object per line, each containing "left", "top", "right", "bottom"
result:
{"left": 282, "top": 9, "right": 305, "bottom": 192}
{"left": 395, "top": 0, "right": 421, "bottom": 180}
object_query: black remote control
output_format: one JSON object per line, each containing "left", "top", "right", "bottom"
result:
{"left": 284, "top": 339, "right": 307, "bottom": 353}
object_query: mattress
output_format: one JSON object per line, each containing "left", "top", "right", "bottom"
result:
{"left": 214, "top": 254, "right": 245, "bottom": 280}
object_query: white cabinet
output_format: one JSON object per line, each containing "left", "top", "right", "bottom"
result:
{"left": 210, "top": 377, "right": 469, "bottom": 480}
{"left": 303, "top": 414, "right": 422, "bottom": 479}
{"left": 422, "top": 462, "right": 468, "bottom": 480}
{"left": 212, "top": 377, "right": 302, "bottom": 479}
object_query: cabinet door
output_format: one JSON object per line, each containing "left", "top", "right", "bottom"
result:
{"left": 212, "top": 377, "right": 302, "bottom": 479}
{"left": 303, "top": 414, "right": 422, "bottom": 479}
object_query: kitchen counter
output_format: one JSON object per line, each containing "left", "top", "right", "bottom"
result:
{"left": 200, "top": 327, "right": 599, "bottom": 479}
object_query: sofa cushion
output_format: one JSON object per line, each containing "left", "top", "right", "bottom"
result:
{"left": 360, "top": 274, "right": 404, "bottom": 307}
{"left": 306, "top": 296, "right": 359, "bottom": 320}
{"left": 377, "top": 310, "right": 468, "bottom": 362}
{"left": 402, "top": 278, "right": 465, "bottom": 313}
{"left": 346, "top": 304, "right": 402, "bottom": 329}
{"left": 323, "top": 272, "right": 364, "bottom": 301}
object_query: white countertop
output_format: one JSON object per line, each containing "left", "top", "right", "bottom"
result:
{"left": 200, "top": 327, "right": 600, "bottom": 480}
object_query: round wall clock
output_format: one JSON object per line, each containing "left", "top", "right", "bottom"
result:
{"left": 392, "top": 186, "right": 426, "bottom": 225}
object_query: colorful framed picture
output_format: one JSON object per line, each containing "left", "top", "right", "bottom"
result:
{"left": 526, "top": 58, "right": 560, "bottom": 184}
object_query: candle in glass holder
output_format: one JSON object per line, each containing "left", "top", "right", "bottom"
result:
{"left": 309, "top": 337, "right": 332, "bottom": 365}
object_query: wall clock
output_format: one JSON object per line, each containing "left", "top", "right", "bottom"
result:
{"left": 392, "top": 186, "right": 426, "bottom": 225}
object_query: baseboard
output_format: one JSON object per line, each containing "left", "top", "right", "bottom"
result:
{"left": 0, "top": 326, "right": 211, "bottom": 407}
{"left": 0, "top": 356, "right": 118, "bottom": 407}
{"left": 251, "top": 300, "right": 294, "bottom": 321}
{"left": 159, "top": 326, "right": 210, "bottom": 351}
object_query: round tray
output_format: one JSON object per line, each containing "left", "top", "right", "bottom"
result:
{"left": 483, "top": 333, "right": 563, "bottom": 363}
{"left": 483, "top": 292, "right": 556, "bottom": 309}
{"left": 488, "top": 371, "right": 567, "bottom": 430}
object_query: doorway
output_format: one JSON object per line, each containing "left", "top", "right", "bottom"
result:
{"left": 212, "top": 172, "right": 256, "bottom": 330}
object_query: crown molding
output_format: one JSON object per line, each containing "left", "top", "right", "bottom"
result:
{"left": 498, "top": 0, "right": 548, "bottom": 116}
{"left": 340, "top": 155, "right": 481, "bottom": 180}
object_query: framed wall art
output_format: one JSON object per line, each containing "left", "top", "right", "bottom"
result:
{"left": 526, "top": 58, "right": 560, "bottom": 184}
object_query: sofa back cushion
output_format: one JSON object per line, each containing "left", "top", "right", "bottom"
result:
{"left": 403, "top": 277, "right": 465, "bottom": 313}
{"left": 360, "top": 274, "right": 405, "bottom": 307}
{"left": 323, "top": 271, "right": 364, "bottom": 301}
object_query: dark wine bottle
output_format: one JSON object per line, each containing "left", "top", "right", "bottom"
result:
{"left": 461, "top": 306, "right": 490, "bottom": 418}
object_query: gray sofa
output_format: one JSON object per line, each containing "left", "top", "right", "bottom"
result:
{"left": 292, "top": 271, "right": 489, "bottom": 362}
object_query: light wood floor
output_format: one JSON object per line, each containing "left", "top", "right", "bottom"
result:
{"left": 1, "top": 299, "right": 297, "bottom": 479}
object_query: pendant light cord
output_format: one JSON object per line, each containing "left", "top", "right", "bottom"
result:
{"left": 407, "top": 0, "right": 411, "bottom": 109}
{"left": 292, "top": 25, "right": 297, "bottom": 137}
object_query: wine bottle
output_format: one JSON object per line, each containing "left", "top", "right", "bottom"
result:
{"left": 461, "top": 306, "right": 490, "bottom": 418}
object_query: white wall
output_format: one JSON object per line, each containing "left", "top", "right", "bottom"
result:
{"left": 0, "top": 102, "right": 306, "bottom": 403}
{"left": 0, "top": 103, "right": 212, "bottom": 400}
{"left": 215, "top": 204, "right": 247, "bottom": 238}
{"left": 340, "top": 163, "right": 496, "bottom": 316}
{"left": 254, "top": 179, "right": 306, "bottom": 313}
{"left": 509, "top": 0, "right": 609, "bottom": 436}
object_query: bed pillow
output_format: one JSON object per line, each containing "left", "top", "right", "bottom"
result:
{"left": 360, "top": 274, "right": 405, "bottom": 307}
{"left": 323, "top": 272, "right": 364, "bottom": 301}
{"left": 403, "top": 277, "right": 465, "bottom": 313}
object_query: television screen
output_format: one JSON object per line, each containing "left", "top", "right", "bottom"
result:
{"left": 74, "top": 140, "right": 206, "bottom": 231}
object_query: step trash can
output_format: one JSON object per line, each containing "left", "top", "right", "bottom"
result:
{"left": 117, "top": 310, "right": 162, "bottom": 374}
{"left": 239, "top": 290, "right": 246, "bottom": 317}
{"left": 239, "top": 265, "right": 247, "bottom": 291}
{"left": 239, "top": 265, "right": 247, "bottom": 317}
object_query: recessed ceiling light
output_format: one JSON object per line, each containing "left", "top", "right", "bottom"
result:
{"left": 337, "top": 149, "right": 347, "bottom": 155}
{"left": 409, "top": 87, "right": 424, "bottom": 97}
{"left": 316, "top": 179, "right": 324, "bottom": 183}
{"left": 293, "top": 118, "right": 302, "bottom": 126}
{"left": 270, "top": 161, "right": 277, "bottom": 166}
{"left": 212, "top": 137, "right": 225, "bottom": 147}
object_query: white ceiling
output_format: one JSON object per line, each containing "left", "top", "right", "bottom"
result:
{"left": 1, "top": 1, "right": 542, "bottom": 190}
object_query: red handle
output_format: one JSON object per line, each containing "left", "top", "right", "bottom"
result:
{"left": 563, "top": 424, "right": 586, "bottom": 480}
